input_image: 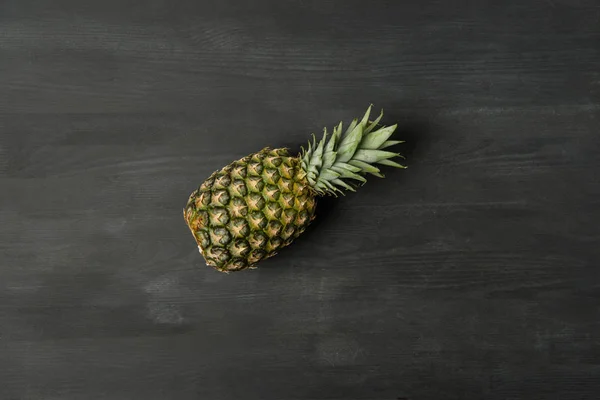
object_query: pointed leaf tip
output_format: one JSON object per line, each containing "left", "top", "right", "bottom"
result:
{"left": 365, "top": 109, "right": 384, "bottom": 134}
{"left": 377, "top": 159, "right": 406, "bottom": 169}
{"left": 359, "top": 105, "right": 372, "bottom": 128}
{"left": 380, "top": 140, "right": 404, "bottom": 149}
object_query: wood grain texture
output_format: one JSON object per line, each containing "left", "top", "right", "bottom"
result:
{"left": 1, "top": 0, "right": 599, "bottom": 399}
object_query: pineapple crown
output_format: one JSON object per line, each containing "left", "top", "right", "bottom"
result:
{"left": 300, "top": 105, "right": 406, "bottom": 196}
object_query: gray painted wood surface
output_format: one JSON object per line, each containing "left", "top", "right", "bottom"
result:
{"left": 1, "top": 0, "right": 599, "bottom": 399}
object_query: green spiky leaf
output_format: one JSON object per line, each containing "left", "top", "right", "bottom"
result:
{"left": 353, "top": 149, "right": 399, "bottom": 164}
{"left": 380, "top": 140, "right": 405, "bottom": 149}
{"left": 364, "top": 109, "right": 383, "bottom": 135}
{"left": 376, "top": 159, "right": 407, "bottom": 169}
{"left": 360, "top": 125, "right": 397, "bottom": 150}
{"left": 332, "top": 178, "right": 356, "bottom": 192}
{"left": 349, "top": 160, "right": 384, "bottom": 177}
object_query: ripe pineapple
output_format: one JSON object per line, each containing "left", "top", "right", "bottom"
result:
{"left": 183, "top": 105, "right": 405, "bottom": 272}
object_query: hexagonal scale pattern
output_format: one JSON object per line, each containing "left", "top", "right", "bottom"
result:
{"left": 184, "top": 147, "right": 317, "bottom": 272}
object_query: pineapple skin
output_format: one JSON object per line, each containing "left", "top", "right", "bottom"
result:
{"left": 183, "top": 147, "right": 317, "bottom": 272}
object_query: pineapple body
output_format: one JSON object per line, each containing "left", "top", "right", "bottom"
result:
{"left": 184, "top": 147, "right": 316, "bottom": 272}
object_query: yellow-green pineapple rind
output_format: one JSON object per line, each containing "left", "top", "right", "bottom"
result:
{"left": 184, "top": 147, "right": 317, "bottom": 272}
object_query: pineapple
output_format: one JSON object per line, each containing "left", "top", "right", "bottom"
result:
{"left": 183, "top": 105, "right": 405, "bottom": 272}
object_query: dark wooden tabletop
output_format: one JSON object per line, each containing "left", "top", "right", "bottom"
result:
{"left": 1, "top": 1, "right": 599, "bottom": 399}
